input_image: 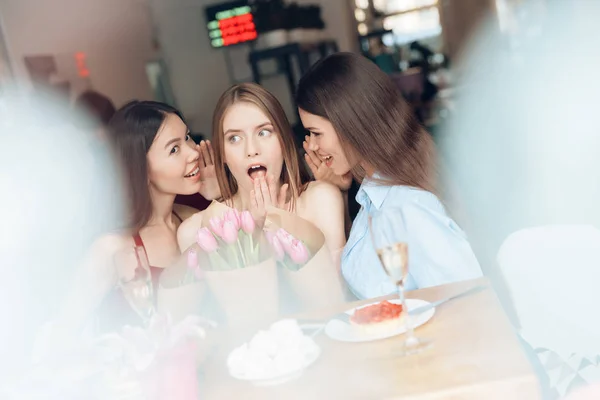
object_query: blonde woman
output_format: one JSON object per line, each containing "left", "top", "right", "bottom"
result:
{"left": 177, "top": 83, "right": 345, "bottom": 264}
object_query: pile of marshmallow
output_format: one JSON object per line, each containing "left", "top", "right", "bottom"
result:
{"left": 227, "top": 319, "right": 319, "bottom": 380}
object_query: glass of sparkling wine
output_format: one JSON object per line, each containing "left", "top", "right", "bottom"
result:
{"left": 113, "top": 245, "right": 156, "bottom": 324}
{"left": 368, "top": 208, "right": 431, "bottom": 356}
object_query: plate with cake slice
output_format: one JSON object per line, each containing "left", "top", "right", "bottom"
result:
{"left": 324, "top": 299, "right": 435, "bottom": 342}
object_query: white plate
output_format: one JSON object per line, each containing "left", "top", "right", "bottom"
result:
{"left": 325, "top": 298, "right": 435, "bottom": 343}
{"left": 229, "top": 346, "right": 321, "bottom": 386}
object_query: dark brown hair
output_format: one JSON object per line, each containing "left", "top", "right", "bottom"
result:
{"left": 296, "top": 52, "right": 436, "bottom": 193}
{"left": 107, "top": 101, "right": 186, "bottom": 232}
{"left": 75, "top": 90, "right": 116, "bottom": 126}
{"left": 212, "top": 83, "right": 309, "bottom": 211}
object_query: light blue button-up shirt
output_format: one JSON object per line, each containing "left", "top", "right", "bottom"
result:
{"left": 341, "top": 178, "right": 482, "bottom": 299}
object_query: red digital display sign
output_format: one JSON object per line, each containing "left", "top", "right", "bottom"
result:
{"left": 206, "top": 3, "right": 257, "bottom": 48}
{"left": 74, "top": 52, "right": 89, "bottom": 78}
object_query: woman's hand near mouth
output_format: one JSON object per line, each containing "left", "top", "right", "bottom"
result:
{"left": 197, "top": 140, "right": 221, "bottom": 200}
{"left": 249, "top": 173, "right": 288, "bottom": 228}
{"left": 303, "top": 136, "right": 352, "bottom": 192}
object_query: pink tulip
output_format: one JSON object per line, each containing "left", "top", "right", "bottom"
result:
{"left": 276, "top": 228, "right": 294, "bottom": 254}
{"left": 209, "top": 217, "right": 224, "bottom": 237}
{"left": 187, "top": 249, "right": 198, "bottom": 269}
{"left": 224, "top": 209, "right": 241, "bottom": 230}
{"left": 288, "top": 239, "right": 310, "bottom": 264}
{"left": 221, "top": 220, "right": 238, "bottom": 244}
{"left": 271, "top": 235, "right": 285, "bottom": 261}
{"left": 187, "top": 249, "right": 204, "bottom": 280}
{"left": 240, "top": 211, "right": 255, "bottom": 234}
{"left": 196, "top": 227, "right": 218, "bottom": 253}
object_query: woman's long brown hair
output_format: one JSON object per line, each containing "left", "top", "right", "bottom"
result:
{"left": 211, "top": 83, "right": 309, "bottom": 211}
{"left": 296, "top": 52, "right": 437, "bottom": 193}
{"left": 107, "top": 101, "right": 187, "bottom": 233}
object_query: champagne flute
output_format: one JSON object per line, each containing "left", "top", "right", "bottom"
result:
{"left": 113, "top": 245, "right": 156, "bottom": 324}
{"left": 368, "top": 208, "right": 431, "bottom": 356}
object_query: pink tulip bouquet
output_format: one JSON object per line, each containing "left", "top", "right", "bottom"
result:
{"left": 162, "top": 202, "right": 341, "bottom": 327}
{"left": 195, "top": 209, "right": 262, "bottom": 271}
{"left": 185, "top": 208, "right": 310, "bottom": 274}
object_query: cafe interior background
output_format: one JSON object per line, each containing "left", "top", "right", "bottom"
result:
{"left": 2, "top": 0, "right": 600, "bottom": 398}
{"left": 0, "top": 0, "right": 497, "bottom": 136}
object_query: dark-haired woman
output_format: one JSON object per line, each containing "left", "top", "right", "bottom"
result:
{"left": 296, "top": 52, "right": 481, "bottom": 300}
{"left": 55, "top": 101, "right": 220, "bottom": 333}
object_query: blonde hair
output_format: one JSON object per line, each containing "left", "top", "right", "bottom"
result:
{"left": 212, "top": 83, "right": 308, "bottom": 211}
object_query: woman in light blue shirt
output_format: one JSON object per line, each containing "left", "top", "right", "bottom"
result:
{"left": 295, "top": 52, "right": 482, "bottom": 299}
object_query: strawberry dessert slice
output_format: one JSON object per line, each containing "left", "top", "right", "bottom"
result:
{"left": 350, "top": 300, "right": 404, "bottom": 335}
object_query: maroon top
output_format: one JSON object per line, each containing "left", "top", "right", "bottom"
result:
{"left": 95, "top": 212, "right": 183, "bottom": 332}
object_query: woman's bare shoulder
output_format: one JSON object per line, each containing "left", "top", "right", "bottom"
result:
{"left": 299, "top": 180, "right": 343, "bottom": 206}
{"left": 94, "top": 232, "right": 131, "bottom": 251}
{"left": 178, "top": 210, "right": 205, "bottom": 231}
{"left": 87, "top": 232, "right": 132, "bottom": 259}
{"left": 296, "top": 181, "right": 346, "bottom": 250}
{"left": 176, "top": 210, "right": 206, "bottom": 251}
{"left": 296, "top": 181, "right": 344, "bottom": 223}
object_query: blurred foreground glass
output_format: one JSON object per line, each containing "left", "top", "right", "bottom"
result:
{"left": 113, "top": 246, "right": 155, "bottom": 324}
